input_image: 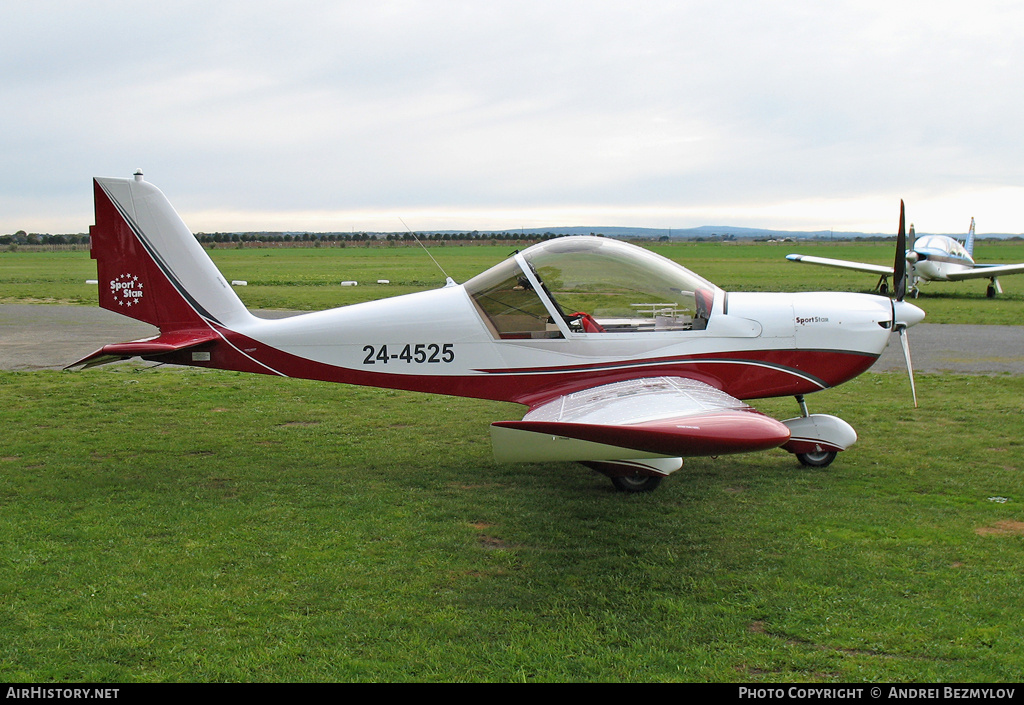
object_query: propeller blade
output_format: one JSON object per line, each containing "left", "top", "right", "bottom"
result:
{"left": 893, "top": 201, "right": 907, "bottom": 301}
{"left": 897, "top": 326, "right": 918, "bottom": 408}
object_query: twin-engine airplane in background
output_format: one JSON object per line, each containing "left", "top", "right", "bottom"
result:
{"left": 71, "top": 173, "right": 925, "bottom": 492}
{"left": 787, "top": 218, "right": 1024, "bottom": 298}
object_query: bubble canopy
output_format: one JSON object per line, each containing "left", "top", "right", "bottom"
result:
{"left": 464, "top": 237, "right": 719, "bottom": 339}
{"left": 915, "top": 235, "right": 971, "bottom": 259}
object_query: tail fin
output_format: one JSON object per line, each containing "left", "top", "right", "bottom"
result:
{"left": 964, "top": 217, "right": 976, "bottom": 256}
{"left": 90, "top": 172, "right": 252, "bottom": 330}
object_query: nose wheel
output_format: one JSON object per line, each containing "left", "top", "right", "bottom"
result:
{"left": 782, "top": 396, "right": 856, "bottom": 467}
{"left": 795, "top": 449, "right": 837, "bottom": 467}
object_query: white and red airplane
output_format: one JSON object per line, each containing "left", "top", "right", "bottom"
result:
{"left": 71, "top": 173, "right": 925, "bottom": 492}
{"left": 787, "top": 218, "right": 1024, "bottom": 298}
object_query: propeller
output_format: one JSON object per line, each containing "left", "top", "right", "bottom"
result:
{"left": 890, "top": 200, "right": 924, "bottom": 407}
{"left": 893, "top": 201, "right": 907, "bottom": 301}
{"left": 896, "top": 315, "right": 917, "bottom": 407}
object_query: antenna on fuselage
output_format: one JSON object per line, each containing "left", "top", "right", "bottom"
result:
{"left": 399, "top": 218, "right": 456, "bottom": 287}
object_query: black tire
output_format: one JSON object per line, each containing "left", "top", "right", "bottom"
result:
{"left": 610, "top": 474, "right": 663, "bottom": 493}
{"left": 796, "top": 450, "right": 837, "bottom": 467}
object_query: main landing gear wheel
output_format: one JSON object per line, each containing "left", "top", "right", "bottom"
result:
{"left": 796, "top": 450, "right": 838, "bottom": 467}
{"left": 610, "top": 474, "right": 663, "bottom": 493}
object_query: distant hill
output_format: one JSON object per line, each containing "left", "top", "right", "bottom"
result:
{"left": 502, "top": 225, "right": 843, "bottom": 240}
{"left": 471, "top": 225, "right": 1023, "bottom": 241}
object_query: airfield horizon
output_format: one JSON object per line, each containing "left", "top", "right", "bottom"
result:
{"left": 3, "top": 240, "right": 1023, "bottom": 326}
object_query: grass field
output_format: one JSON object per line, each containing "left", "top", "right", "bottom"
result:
{"left": 2, "top": 240, "right": 1024, "bottom": 682}
{"left": 1, "top": 369, "right": 1023, "bottom": 681}
{"left": 2, "top": 239, "right": 1024, "bottom": 324}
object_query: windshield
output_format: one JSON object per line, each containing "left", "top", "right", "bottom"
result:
{"left": 463, "top": 256, "right": 564, "bottom": 339}
{"left": 466, "top": 237, "right": 718, "bottom": 336}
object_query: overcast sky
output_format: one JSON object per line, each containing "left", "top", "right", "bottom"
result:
{"left": 3, "top": 1, "right": 1023, "bottom": 235}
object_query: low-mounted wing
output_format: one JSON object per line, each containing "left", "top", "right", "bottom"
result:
{"left": 786, "top": 253, "right": 894, "bottom": 276}
{"left": 491, "top": 377, "right": 791, "bottom": 463}
{"left": 944, "top": 262, "right": 1024, "bottom": 281}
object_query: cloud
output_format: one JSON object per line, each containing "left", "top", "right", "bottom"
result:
{"left": 2, "top": 1, "right": 1024, "bottom": 234}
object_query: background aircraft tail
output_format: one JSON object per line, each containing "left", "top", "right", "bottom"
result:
{"left": 90, "top": 172, "right": 252, "bottom": 331}
{"left": 964, "top": 217, "right": 976, "bottom": 256}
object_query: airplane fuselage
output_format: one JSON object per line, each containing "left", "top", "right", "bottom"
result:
{"left": 164, "top": 285, "right": 902, "bottom": 409}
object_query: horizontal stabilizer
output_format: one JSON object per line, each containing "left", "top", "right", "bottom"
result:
{"left": 67, "top": 330, "right": 220, "bottom": 369}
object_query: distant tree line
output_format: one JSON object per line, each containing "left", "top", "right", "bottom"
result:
{"left": 1, "top": 229, "right": 595, "bottom": 251}
{"left": 1, "top": 231, "right": 89, "bottom": 245}
{"left": 190, "top": 231, "right": 574, "bottom": 245}
{"left": 6, "top": 227, "right": 1019, "bottom": 248}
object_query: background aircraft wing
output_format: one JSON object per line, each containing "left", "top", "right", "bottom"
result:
{"left": 786, "top": 253, "right": 894, "bottom": 275}
{"left": 945, "top": 262, "right": 1024, "bottom": 281}
{"left": 490, "top": 376, "right": 791, "bottom": 463}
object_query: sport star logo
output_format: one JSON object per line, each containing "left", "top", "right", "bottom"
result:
{"left": 109, "top": 273, "right": 144, "bottom": 307}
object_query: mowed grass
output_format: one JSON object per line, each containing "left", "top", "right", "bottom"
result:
{"left": 1, "top": 367, "right": 1023, "bottom": 682}
{"left": 3, "top": 239, "right": 1024, "bottom": 323}
{"left": 3, "top": 240, "right": 1024, "bottom": 681}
